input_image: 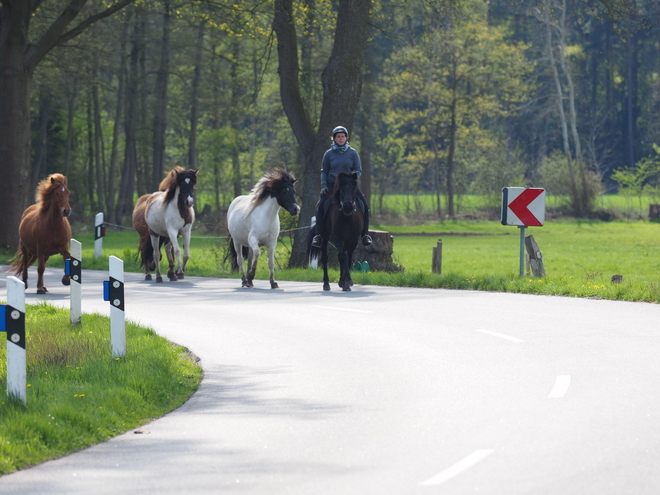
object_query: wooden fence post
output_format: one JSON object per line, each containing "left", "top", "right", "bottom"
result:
{"left": 432, "top": 239, "right": 442, "bottom": 274}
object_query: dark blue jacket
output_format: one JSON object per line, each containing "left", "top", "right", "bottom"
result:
{"left": 321, "top": 144, "right": 362, "bottom": 191}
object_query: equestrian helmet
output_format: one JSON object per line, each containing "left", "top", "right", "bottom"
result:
{"left": 332, "top": 126, "right": 349, "bottom": 139}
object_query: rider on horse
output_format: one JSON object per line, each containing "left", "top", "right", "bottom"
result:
{"left": 311, "top": 125, "right": 373, "bottom": 248}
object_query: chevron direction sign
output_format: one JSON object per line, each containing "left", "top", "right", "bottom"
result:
{"left": 501, "top": 187, "right": 546, "bottom": 227}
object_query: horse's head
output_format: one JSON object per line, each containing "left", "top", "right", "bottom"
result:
{"left": 335, "top": 172, "right": 359, "bottom": 216}
{"left": 270, "top": 168, "right": 300, "bottom": 216}
{"left": 44, "top": 174, "right": 71, "bottom": 217}
{"left": 176, "top": 169, "right": 198, "bottom": 209}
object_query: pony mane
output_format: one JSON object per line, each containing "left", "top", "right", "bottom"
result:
{"left": 35, "top": 173, "right": 67, "bottom": 208}
{"left": 248, "top": 168, "right": 296, "bottom": 212}
{"left": 159, "top": 167, "right": 185, "bottom": 205}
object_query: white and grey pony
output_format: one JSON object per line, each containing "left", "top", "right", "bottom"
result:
{"left": 226, "top": 168, "right": 300, "bottom": 288}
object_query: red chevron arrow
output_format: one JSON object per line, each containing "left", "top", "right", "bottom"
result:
{"left": 508, "top": 188, "right": 544, "bottom": 226}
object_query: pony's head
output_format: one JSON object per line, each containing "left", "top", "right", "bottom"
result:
{"left": 252, "top": 168, "right": 300, "bottom": 216}
{"left": 161, "top": 167, "right": 198, "bottom": 208}
{"left": 334, "top": 172, "right": 359, "bottom": 216}
{"left": 37, "top": 173, "right": 71, "bottom": 217}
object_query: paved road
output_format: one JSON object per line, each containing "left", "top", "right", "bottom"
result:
{"left": 1, "top": 266, "right": 660, "bottom": 494}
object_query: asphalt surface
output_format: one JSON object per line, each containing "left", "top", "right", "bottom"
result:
{"left": 1, "top": 265, "right": 660, "bottom": 494}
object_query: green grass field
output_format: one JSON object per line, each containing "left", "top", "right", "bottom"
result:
{"left": 3, "top": 217, "right": 659, "bottom": 303}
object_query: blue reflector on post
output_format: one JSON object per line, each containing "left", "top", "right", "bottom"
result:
{"left": 103, "top": 281, "right": 110, "bottom": 301}
{"left": 65, "top": 259, "right": 71, "bottom": 276}
{"left": 0, "top": 305, "right": 6, "bottom": 332}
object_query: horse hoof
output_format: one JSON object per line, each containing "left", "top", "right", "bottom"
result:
{"left": 323, "top": 284, "right": 330, "bottom": 291}
{"left": 242, "top": 281, "right": 250, "bottom": 288}
{"left": 62, "top": 276, "right": 70, "bottom": 286}
{"left": 248, "top": 280, "right": 254, "bottom": 288}
{"left": 37, "top": 287, "right": 48, "bottom": 294}
{"left": 145, "top": 274, "right": 152, "bottom": 281}
{"left": 156, "top": 276, "right": 163, "bottom": 283}
{"left": 177, "top": 273, "right": 184, "bottom": 280}
{"left": 271, "top": 282, "right": 279, "bottom": 289}
{"left": 343, "top": 286, "right": 352, "bottom": 292}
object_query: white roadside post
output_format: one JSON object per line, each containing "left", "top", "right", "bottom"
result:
{"left": 2, "top": 276, "right": 27, "bottom": 405}
{"left": 104, "top": 256, "right": 126, "bottom": 359}
{"left": 68, "top": 239, "right": 82, "bottom": 325}
{"left": 94, "top": 212, "right": 105, "bottom": 259}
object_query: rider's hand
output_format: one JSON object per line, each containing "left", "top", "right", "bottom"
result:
{"left": 321, "top": 187, "right": 329, "bottom": 196}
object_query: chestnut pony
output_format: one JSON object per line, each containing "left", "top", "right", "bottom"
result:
{"left": 10, "top": 173, "right": 72, "bottom": 294}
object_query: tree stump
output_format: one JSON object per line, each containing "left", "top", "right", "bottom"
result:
{"left": 353, "top": 230, "right": 402, "bottom": 272}
{"left": 525, "top": 235, "right": 545, "bottom": 277}
{"left": 650, "top": 204, "right": 660, "bottom": 221}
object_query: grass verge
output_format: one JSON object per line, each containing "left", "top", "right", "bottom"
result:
{"left": 0, "top": 302, "right": 201, "bottom": 475}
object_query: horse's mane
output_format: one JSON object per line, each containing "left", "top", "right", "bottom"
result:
{"left": 248, "top": 168, "right": 296, "bottom": 212}
{"left": 35, "top": 173, "right": 67, "bottom": 210}
{"left": 159, "top": 167, "right": 185, "bottom": 205}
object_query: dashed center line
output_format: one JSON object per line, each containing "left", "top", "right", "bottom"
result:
{"left": 475, "top": 329, "right": 525, "bottom": 343}
{"left": 311, "top": 305, "right": 371, "bottom": 314}
{"left": 420, "top": 449, "right": 495, "bottom": 486}
{"left": 548, "top": 375, "right": 571, "bottom": 398}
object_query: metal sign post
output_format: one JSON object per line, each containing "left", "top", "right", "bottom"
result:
{"left": 502, "top": 187, "right": 546, "bottom": 277}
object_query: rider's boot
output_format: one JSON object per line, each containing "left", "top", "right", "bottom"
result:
{"left": 361, "top": 205, "right": 372, "bottom": 246}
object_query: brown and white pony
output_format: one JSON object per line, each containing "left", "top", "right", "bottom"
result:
{"left": 142, "top": 167, "right": 198, "bottom": 283}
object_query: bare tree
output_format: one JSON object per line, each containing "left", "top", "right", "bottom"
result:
{"left": 272, "top": 0, "right": 371, "bottom": 267}
{"left": 0, "top": 0, "right": 135, "bottom": 249}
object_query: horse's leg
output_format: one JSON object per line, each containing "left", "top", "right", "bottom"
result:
{"left": 20, "top": 247, "right": 32, "bottom": 289}
{"left": 267, "top": 241, "right": 278, "bottom": 289}
{"left": 346, "top": 244, "right": 355, "bottom": 287}
{"left": 166, "top": 241, "right": 177, "bottom": 281}
{"left": 60, "top": 247, "right": 71, "bottom": 286}
{"left": 179, "top": 227, "right": 192, "bottom": 279}
{"left": 234, "top": 240, "right": 249, "bottom": 287}
{"left": 337, "top": 246, "right": 351, "bottom": 291}
{"left": 246, "top": 238, "right": 259, "bottom": 288}
{"left": 150, "top": 234, "right": 163, "bottom": 283}
{"left": 36, "top": 255, "right": 48, "bottom": 294}
{"left": 321, "top": 242, "right": 331, "bottom": 291}
{"left": 167, "top": 229, "right": 181, "bottom": 282}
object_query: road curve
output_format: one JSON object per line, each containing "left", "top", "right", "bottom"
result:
{"left": 1, "top": 266, "right": 660, "bottom": 494}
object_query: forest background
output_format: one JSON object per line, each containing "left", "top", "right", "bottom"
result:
{"left": 1, "top": 0, "right": 659, "bottom": 267}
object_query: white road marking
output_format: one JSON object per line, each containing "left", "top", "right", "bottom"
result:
{"left": 475, "top": 329, "right": 525, "bottom": 343}
{"left": 548, "top": 375, "right": 571, "bottom": 398}
{"left": 421, "top": 449, "right": 495, "bottom": 486}
{"left": 311, "top": 305, "right": 371, "bottom": 314}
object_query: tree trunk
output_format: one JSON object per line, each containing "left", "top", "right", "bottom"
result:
{"left": 152, "top": 0, "right": 171, "bottom": 189}
{"left": 0, "top": 10, "right": 32, "bottom": 249}
{"left": 273, "top": 0, "right": 371, "bottom": 268}
{"left": 116, "top": 12, "right": 142, "bottom": 222}
{"left": 230, "top": 39, "right": 242, "bottom": 197}
{"left": 188, "top": 20, "right": 205, "bottom": 170}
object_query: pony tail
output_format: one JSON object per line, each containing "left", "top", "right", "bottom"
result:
{"left": 138, "top": 234, "right": 155, "bottom": 269}
{"left": 224, "top": 237, "right": 240, "bottom": 272}
{"left": 306, "top": 228, "right": 321, "bottom": 267}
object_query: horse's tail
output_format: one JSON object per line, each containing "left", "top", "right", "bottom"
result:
{"left": 7, "top": 249, "right": 34, "bottom": 277}
{"left": 307, "top": 227, "right": 321, "bottom": 268}
{"left": 224, "top": 236, "right": 248, "bottom": 272}
{"left": 138, "top": 234, "right": 155, "bottom": 269}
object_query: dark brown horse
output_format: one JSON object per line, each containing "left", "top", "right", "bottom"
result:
{"left": 10, "top": 173, "right": 72, "bottom": 294}
{"left": 307, "top": 172, "right": 364, "bottom": 291}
